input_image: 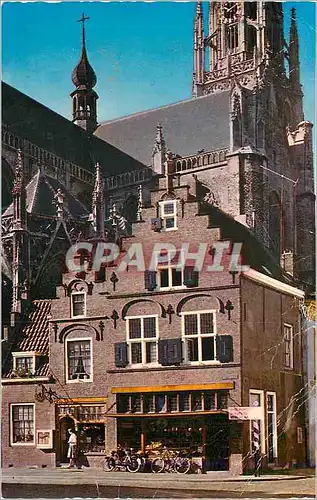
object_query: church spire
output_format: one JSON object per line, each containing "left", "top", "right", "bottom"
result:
{"left": 289, "top": 8, "right": 300, "bottom": 89}
{"left": 151, "top": 123, "right": 166, "bottom": 174}
{"left": 71, "top": 13, "right": 98, "bottom": 133}
{"left": 91, "top": 163, "right": 105, "bottom": 239}
{"left": 192, "top": 2, "right": 205, "bottom": 97}
{"left": 12, "top": 150, "right": 30, "bottom": 312}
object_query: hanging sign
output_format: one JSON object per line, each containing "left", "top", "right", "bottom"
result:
{"left": 228, "top": 406, "right": 264, "bottom": 420}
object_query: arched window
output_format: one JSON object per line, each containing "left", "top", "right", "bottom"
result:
{"left": 182, "top": 160, "right": 187, "bottom": 171}
{"left": 269, "top": 191, "right": 281, "bottom": 260}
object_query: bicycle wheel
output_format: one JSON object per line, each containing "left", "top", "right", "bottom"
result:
{"left": 103, "top": 457, "right": 116, "bottom": 472}
{"left": 174, "top": 457, "right": 191, "bottom": 474}
{"left": 127, "top": 456, "right": 141, "bottom": 473}
{"left": 151, "top": 457, "right": 165, "bottom": 473}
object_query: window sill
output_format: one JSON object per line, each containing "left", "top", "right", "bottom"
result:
{"left": 67, "top": 378, "right": 92, "bottom": 384}
{"left": 11, "top": 442, "right": 35, "bottom": 446}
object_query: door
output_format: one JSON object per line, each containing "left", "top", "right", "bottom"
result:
{"left": 58, "top": 416, "right": 75, "bottom": 463}
{"left": 205, "top": 414, "right": 229, "bottom": 470}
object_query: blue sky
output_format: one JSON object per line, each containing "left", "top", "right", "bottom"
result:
{"left": 2, "top": 2, "right": 316, "bottom": 124}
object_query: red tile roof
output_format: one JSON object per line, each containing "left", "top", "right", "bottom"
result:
{"left": 18, "top": 300, "right": 51, "bottom": 354}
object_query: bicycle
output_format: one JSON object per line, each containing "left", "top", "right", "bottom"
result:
{"left": 103, "top": 447, "right": 141, "bottom": 473}
{"left": 151, "top": 447, "right": 191, "bottom": 474}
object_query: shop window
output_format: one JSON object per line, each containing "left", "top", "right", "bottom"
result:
{"left": 159, "top": 200, "right": 178, "bottom": 231}
{"left": 143, "top": 394, "right": 155, "bottom": 413}
{"left": 67, "top": 339, "right": 91, "bottom": 381}
{"left": 192, "top": 392, "right": 203, "bottom": 411}
{"left": 266, "top": 392, "right": 277, "bottom": 462}
{"left": 204, "top": 391, "right": 217, "bottom": 410}
{"left": 131, "top": 395, "right": 142, "bottom": 413}
{"left": 167, "top": 394, "right": 178, "bottom": 413}
{"left": 10, "top": 404, "right": 35, "bottom": 445}
{"left": 156, "top": 393, "right": 167, "bottom": 413}
{"left": 77, "top": 405, "right": 104, "bottom": 421}
{"left": 71, "top": 292, "right": 86, "bottom": 318}
{"left": 218, "top": 392, "right": 228, "bottom": 409}
{"left": 179, "top": 392, "right": 191, "bottom": 412}
{"left": 126, "top": 316, "right": 158, "bottom": 366}
{"left": 78, "top": 424, "right": 105, "bottom": 453}
{"left": 283, "top": 324, "right": 294, "bottom": 369}
{"left": 116, "top": 391, "right": 229, "bottom": 415}
{"left": 183, "top": 311, "right": 216, "bottom": 363}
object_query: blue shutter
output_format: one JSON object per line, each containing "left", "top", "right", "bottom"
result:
{"left": 158, "top": 339, "right": 182, "bottom": 366}
{"left": 216, "top": 335, "right": 233, "bottom": 363}
{"left": 183, "top": 266, "right": 199, "bottom": 287}
{"left": 115, "top": 342, "right": 128, "bottom": 367}
{"left": 144, "top": 270, "right": 157, "bottom": 291}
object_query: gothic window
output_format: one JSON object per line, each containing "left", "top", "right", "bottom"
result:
{"left": 245, "top": 2, "right": 257, "bottom": 21}
{"left": 122, "top": 195, "right": 138, "bottom": 223}
{"left": 224, "top": 3, "right": 238, "bottom": 52}
{"left": 269, "top": 191, "right": 281, "bottom": 260}
{"left": 247, "top": 25, "right": 256, "bottom": 54}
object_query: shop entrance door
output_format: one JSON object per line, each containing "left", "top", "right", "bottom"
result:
{"left": 57, "top": 416, "right": 75, "bottom": 464}
{"left": 205, "top": 415, "right": 229, "bottom": 471}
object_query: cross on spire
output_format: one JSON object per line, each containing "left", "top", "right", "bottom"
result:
{"left": 77, "top": 12, "right": 89, "bottom": 47}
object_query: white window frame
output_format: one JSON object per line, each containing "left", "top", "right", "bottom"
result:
{"left": 12, "top": 352, "right": 37, "bottom": 375}
{"left": 71, "top": 291, "right": 86, "bottom": 318}
{"left": 10, "top": 403, "right": 35, "bottom": 446}
{"left": 156, "top": 249, "right": 185, "bottom": 291}
{"left": 181, "top": 310, "right": 218, "bottom": 365}
{"left": 266, "top": 391, "right": 278, "bottom": 461}
{"left": 159, "top": 200, "right": 178, "bottom": 231}
{"left": 249, "top": 389, "right": 265, "bottom": 454}
{"left": 283, "top": 323, "right": 294, "bottom": 369}
{"left": 65, "top": 337, "right": 93, "bottom": 383}
{"left": 126, "top": 315, "right": 159, "bottom": 367}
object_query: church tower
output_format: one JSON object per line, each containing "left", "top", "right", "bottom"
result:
{"left": 71, "top": 13, "right": 98, "bottom": 133}
{"left": 191, "top": 2, "right": 314, "bottom": 288}
{"left": 193, "top": 2, "right": 289, "bottom": 96}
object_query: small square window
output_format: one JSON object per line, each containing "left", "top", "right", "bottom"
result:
{"left": 160, "top": 200, "right": 178, "bottom": 231}
{"left": 71, "top": 293, "right": 86, "bottom": 317}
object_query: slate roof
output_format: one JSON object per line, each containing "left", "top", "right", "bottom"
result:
{"left": 94, "top": 91, "right": 231, "bottom": 166}
{"left": 2, "top": 82, "right": 146, "bottom": 175}
{"left": 2, "top": 169, "right": 89, "bottom": 220}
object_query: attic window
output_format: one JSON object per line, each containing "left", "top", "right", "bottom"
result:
{"left": 159, "top": 200, "right": 178, "bottom": 231}
{"left": 12, "top": 352, "right": 37, "bottom": 377}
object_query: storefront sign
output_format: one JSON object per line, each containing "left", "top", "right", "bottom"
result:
{"left": 228, "top": 406, "right": 264, "bottom": 420}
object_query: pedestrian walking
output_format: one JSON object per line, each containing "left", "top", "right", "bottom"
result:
{"left": 67, "top": 429, "right": 77, "bottom": 468}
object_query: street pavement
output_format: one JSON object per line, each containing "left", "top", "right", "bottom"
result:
{"left": 1, "top": 467, "right": 315, "bottom": 499}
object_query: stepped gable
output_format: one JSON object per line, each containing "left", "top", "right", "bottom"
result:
{"left": 94, "top": 91, "right": 231, "bottom": 165}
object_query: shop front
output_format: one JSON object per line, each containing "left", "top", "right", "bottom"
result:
{"left": 111, "top": 383, "right": 236, "bottom": 472}
{"left": 55, "top": 397, "right": 107, "bottom": 468}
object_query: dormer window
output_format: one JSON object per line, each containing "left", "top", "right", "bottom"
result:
{"left": 12, "top": 352, "right": 36, "bottom": 377}
{"left": 71, "top": 292, "right": 86, "bottom": 318}
{"left": 160, "top": 200, "right": 178, "bottom": 231}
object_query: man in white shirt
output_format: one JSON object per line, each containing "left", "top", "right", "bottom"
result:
{"left": 67, "top": 429, "right": 77, "bottom": 468}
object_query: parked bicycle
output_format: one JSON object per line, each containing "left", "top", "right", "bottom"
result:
{"left": 151, "top": 446, "right": 191, "bottom": 474}
{"left": 103, "top": 446, "right": 141, "bottom": 473}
